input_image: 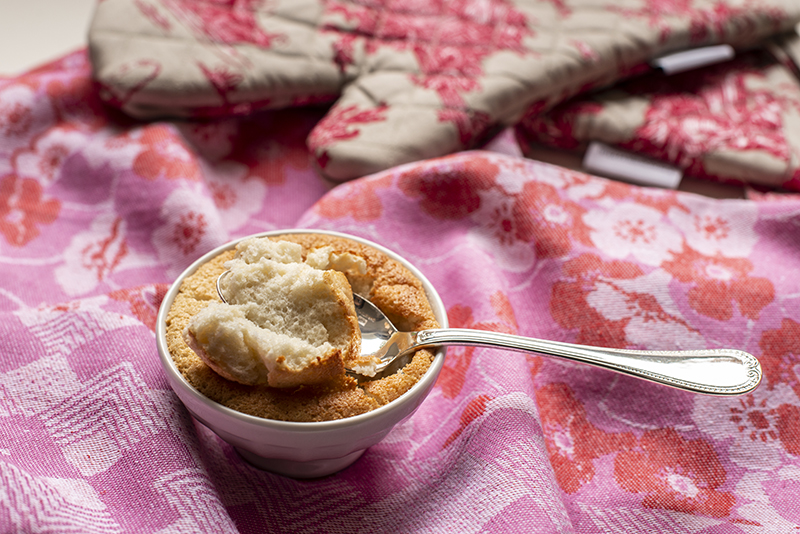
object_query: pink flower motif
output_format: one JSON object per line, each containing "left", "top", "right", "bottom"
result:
{"left": 669, "top": 196, "right": 757, "bottom": 258}
{"left": 152, "top": 190, "right": 227, "bottom": 277}
{"left": 586, "top": 269, "right": 704, "bottom": 349}
{"left": 171, "top": 211, "right": 207, "bottom": 256}
{"left": 468, "top": 187, "right": 536, "bottom": 272}
{"left": 693, "top": 383, "right": 800, "bottom": 472}
{"left": 0, "top": 174, "right": 60, "bottom": 247}
{"left": 12, "top": 125, "right": 85, "bottom": 184}
{"left": 521, "top": 180, "right": 591, "bottom": 259}
{"left": 584, "top": 202, "right": 683, "bottom": 266}
{"left": 0, "top": 83, "right": 55, "bottom": 151}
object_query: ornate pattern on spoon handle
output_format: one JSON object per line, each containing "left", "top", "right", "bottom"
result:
{"left": 414, "top": 329, "right": 762, "bottom": 395}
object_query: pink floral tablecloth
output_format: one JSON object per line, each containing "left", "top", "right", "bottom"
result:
{"left": 2, "top": 50, "right": 800, "bottom": 533}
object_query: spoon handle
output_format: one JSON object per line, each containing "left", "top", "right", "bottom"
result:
{"left": 413, "top": 328, "right": 762, "bottom": 395}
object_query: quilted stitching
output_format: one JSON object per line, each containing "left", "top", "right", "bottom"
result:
{"left": 89, "top": 0, "right": 800, "bottom": 181}
{"left": 516, "top": 41, "right": 800, "bottom": 191}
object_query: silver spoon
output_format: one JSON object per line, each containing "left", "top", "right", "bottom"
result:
{"left": 217, "top": 271, "right": 762, "bottom": 395}
{"left": 352, "top": 294, "right": 761, "bottom": 395}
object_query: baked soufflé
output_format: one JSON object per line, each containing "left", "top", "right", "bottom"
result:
{"left": 165, "top": 233, "right": 440, "bottom": 422}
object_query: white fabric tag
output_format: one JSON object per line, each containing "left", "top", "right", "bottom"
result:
{"left": 583, "top": 142, "right": 683, "bottom": 189}
{"left": 652, "top": 44, "right": 735, "bottom": 74}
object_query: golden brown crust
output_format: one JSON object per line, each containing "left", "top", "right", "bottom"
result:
{"left": 166, "top": 233, "right": 440, "bottom": 422}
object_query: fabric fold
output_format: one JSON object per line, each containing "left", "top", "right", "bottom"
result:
{"left": 2, "top": 49, "right": 800, "bottom": 532}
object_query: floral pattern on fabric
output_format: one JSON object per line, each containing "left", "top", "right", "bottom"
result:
{"left": 517, "top": 48, "right": 800, "bottom": 191}
{"left": 88, "top": 0, "right": 800, "bottom": 181}
{"left": 2, "top": 50, "right": 800, "bottom": 532}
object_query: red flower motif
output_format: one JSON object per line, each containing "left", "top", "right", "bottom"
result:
{"left": 759, "top": 318, "right": 800, "bottom": 394}
{"left": 621, "top": 54, "right": 792, "bottom": 181}
{"left": 537, "top": 382, "right": 635, "bottom": 494}
{"left": 610, "top": 0, "right": 752, "bottom": 44}
{"left": 725, "top": 393, "right": 800, "bottom": 458}
{"left": 436, "top": 292, "right": 517, "bottom": 399}
{"left": 313, "top": 174, "right": 392, "bottom": 222}
{"left": 34, "top": 144, "right": 69, "bottom": 182}
{"left": 161, "top": 0, "right": 282, "bottom": 47}
{"left": 80, "top": 217, "right": 128, "bottom": 282}
{"left": 474, "top": 187, "right": 537, "bottom": 251}
{"left": 614, "top": 428, "right": 735, "bottom": 518}
{"left": 550, "top": 253, "right": 645, "bottom": 348}
{"left": 109, "top": 283, "right": 169, "bottom": 332}
{"left": 132, "top": 125, "right": 201, "bottom": 181}
{"left": 397, "top": 154, "right": 497, "bottom": 220}
{"left": 0, "top": 174, "right": 60, "bottom": 246}
{"left": 134, "top": 0, "right": 172, "bottom": 30}
{"left": 308, "top": 104, "right": 389, "bottom": 150}
{"left": 662, "top": 246, "right": 774, "bottom": 321}
{"left": 326, "top": 0, "right": 533, "bottom": 136}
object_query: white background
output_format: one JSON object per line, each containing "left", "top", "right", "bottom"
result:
{"left": 1, "top": 0, "right": 98, "bottom": 75}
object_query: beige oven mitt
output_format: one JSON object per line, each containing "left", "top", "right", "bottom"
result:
{"left": 88, "top": 0, "right": 800, "bottom": 182}
{"left": 515, "top": 30, "right": 800, "bottom": 192}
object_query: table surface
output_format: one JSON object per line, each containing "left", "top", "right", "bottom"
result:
{"left": 0, "top": 0, "right": 97, "bottom": 75}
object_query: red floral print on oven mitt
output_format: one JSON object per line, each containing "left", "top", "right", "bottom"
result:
{"left": 88, "top": 0, "right": 800, "bottom": 182}
{"left": 516, "top": 30, "right": 800, "bottom": 192}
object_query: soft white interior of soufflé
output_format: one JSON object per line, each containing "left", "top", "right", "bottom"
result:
{"left": 166, "top": 233, "right": 440, "bottom": 422}
{"left": 184, "top": 238, "right": 379, "bottom": 388}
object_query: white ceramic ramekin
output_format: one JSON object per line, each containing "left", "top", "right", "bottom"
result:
{"left": 156, "top": 229, "right": 447, "bottom": 478}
